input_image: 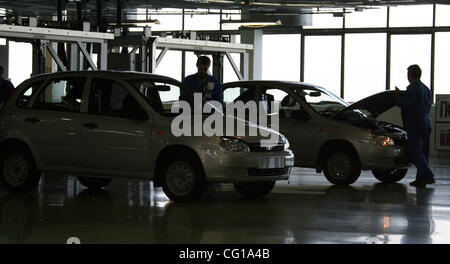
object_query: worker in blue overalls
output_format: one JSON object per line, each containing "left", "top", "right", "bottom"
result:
{"left": 183, "top": 56, "right": 223, "bottom": 196}
{"left": 395, "top": 64, "right": 435, "bottom": 187}
{"left": 183, "top": 56, "right": 223, "bottom": 104}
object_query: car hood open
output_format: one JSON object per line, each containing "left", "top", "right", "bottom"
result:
{"left": 335, "top": 90, "right": 403, "bottom": 118}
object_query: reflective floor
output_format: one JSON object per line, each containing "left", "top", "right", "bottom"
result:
{"left": 0, "top": 157, "right": 449, "bottom": 244}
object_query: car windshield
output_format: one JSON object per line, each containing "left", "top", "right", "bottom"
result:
{"left": 295, "top": 87, "right": 349, "bottom": 117}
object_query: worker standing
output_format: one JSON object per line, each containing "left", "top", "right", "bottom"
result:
{"left": 183, "top": 56, "right": 223, "bottom": 196}
{"left": 395, "top": 64, "right": 435, "bottom": 187}
{"left": 183, "top": 56, "right": 223, "bottom": 104}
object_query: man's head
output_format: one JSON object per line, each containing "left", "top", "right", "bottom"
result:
{"left": 0, "top": 65, "right": 4, "bottom": 78}
{"left": 407, "top": 64, "right": 422, "bottom": 83}
{"left": 196, "top": 56, "right": 211, "bottom": 77}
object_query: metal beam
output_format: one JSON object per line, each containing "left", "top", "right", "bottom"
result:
{"left": 46, "top": 43, "right": 67, "bottom": 72}
{"left": 156, "top": 47, "right": 168, "bottom": 68}
{"left": 76, "top": 41, "right": 98, "bottom": 70}
{"left": 0, "top": 24, "right": 114, "bottom": 43}
{"left": 225, "top": 52, "right": 244, "bottom": 81}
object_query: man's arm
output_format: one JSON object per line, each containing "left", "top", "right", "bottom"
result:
{"left": 396, "top": 84, "right": 417, "bottom": 110}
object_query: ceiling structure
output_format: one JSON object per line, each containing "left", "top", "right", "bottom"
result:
{"left": 0, "top": 0, "right": 448, "bottom": 17}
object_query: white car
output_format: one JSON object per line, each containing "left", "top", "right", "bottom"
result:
{"left": 0, "top": 71, "right": 294, "bottom": 202}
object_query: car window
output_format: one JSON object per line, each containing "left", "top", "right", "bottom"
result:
{"left": 129, "top": 79, "right": 183, "bottom": 116}
{"left": 89, "top": 78, "right": 145, "bottom": 119}
{"left": 265, "top": 88, "right": 307, "bottom": 119}
{"left": 223, "top": 87, "right": 255, "bottom": 104}
{"left": 33, "top": 78, "right": 85, "bottom": 112}
{"left": 16, "top": 80, "right": 44, "bottom": 108}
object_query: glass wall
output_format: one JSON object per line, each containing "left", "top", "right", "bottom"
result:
{"left": 8, "top": 41, "right": 32, "bottom": 87}
{"left": 390, "top": 35, "right": 431, "bottom": 91}
{"left": 304, "top": 13, "right": 343, "bottom": 29}
{"left": 389, "top": 5, "right": 434, "bottom": 27}
{"left": 344, "top": 34, "right": 386, "bottom": 102}
{"left": 436, "top": 4, "right": 450, "bottom": 27}
{"left": 345, "top": 7, "right": 387, "bottom": 28}
{"left": 155, "top": 50, "right": 182, "bottom": 81}
{"left": 262, "top": 34, "right": 300, "bottom": 82}
{"left": 434, "top": 32, "right": 450, "bottom": 99}
{"left": 304, "top": 36, "right": 341, "bottom": 96}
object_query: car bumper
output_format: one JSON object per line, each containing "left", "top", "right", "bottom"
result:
{"left": 357, "top": 143, "right": 412, "bottom": 170}
{"left": 199, "top": 149, "right": 295, "bottom": 182}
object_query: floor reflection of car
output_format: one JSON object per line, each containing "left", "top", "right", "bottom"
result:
{"left": 0, "top": 182, "right": 434, "bottom": 243}
{"left": 0, "top": 72, "right": 294, "bottom": 202}
{"left": 222, "top": 81, "right": 411, "bottom": 185}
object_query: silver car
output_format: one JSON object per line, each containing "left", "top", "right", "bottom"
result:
{"left": 222, "top": 81, "right": 411, "bottom": 185}
{"left": 0, "top": 71, "right": 294, "bottom": 202}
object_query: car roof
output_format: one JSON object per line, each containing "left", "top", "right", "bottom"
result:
{"left": 27, "top": 70, "right": 179, "bottom": 83}
{"left": 223, "top": 80, "right": 324, "bottom": 91}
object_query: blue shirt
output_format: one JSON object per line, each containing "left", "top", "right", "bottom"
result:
{"left": 183, "top": 73, "right": 223, "bottom": 104}
{"left": 396, "top": 80, "right": 432, "bottom": 132}
{"left": 0, "top": 78, "right": 15, "bottom": 104}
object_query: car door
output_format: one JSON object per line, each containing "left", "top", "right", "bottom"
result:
{"left": 80, "top": 77, "right": 151, "bottom": 175}
{"left": 262, "top": 87, "right": 315, "bottom": 166}
{"left": 22, "top": 77, "right": 86, "bottom": 171}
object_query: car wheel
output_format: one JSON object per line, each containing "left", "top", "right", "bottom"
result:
{"left": 0, "top": 147, "right": 41, "bottom": 193}
{"left": 161, "top": 154, "right": 207, "bottom": 203}
{"left": 77, "top": 177, "right": 112, "bottom": 189}
{"left": 323, "top": 149, "right": 361, "bottom": 185}
{"left": 233, "top": 181, "right": 275, "bottom": 198}
{"left": 372, "top": 169, "right": 408, "bottom": 183}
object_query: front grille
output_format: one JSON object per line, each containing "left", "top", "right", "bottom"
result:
{"left": 248, "top": 168, "right": 289, "bottom": 176}
{"left": 248, "top": 143, "right": 285, "bottom": 152}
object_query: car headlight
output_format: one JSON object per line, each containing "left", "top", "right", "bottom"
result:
{"left": 219, "top": 137, "right": 250, "bottom": 152}
{"left": 374, "top": 135, "right": 395, "bottom": 146}
{"left": 284, "top": 140, "right": 290, "bottom": 151}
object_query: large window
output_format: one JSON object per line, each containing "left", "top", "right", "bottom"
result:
{"left": 223, "top": 53, "right": 241, "bottom": 83}
{"left": 155, "top": 50, "right": 182, "bottom": 81}
{"left": 344, "top": 34, "right": 386, "bottom": 102}
{"left": 148, "top": 8, "right": 183, "bottom": 31}
{"left": 389, "top": 5, "right": 434, "bottom": 27}
{"left": 184, "top": 9, "right": 221, "bottom": 30}
{"left": 262, "top": 34, "right": 300, "bottom": 82}
{"left": 304, "top": 14, "right": 343, "bottom": 29}
{"left": 304, "top": 36, "right": 341, "bottom": 96}
{"left": 390, "top": 35, "right": 431, "bottom": 91}
{"left": 345, "top": 7, "right": 387, "bottom": 28}
{"left": 435, "top": 33, "right": 450, "bottom": 99}
{"left": 436, "top": 4, "right": 450, "bottom": 27}
{"left": 8, "top": 41, "right": 32, "bottom": 87}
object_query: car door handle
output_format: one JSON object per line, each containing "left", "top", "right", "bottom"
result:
{"left": 83, "top": 122, "right": 98, "bottom": 129}
{"left": 25, "top": 117, "right": 40, "bottom": 124}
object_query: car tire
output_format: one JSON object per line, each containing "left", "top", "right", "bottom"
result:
{"left": 233, "top": 181, "right": 275, "bottom": 198}
{"left": 161, "top": 153, "right": 207, "bottom": 203}
{"left": 77, "top": 177, "right": 112, "bottom": 189}
{"left": 372, "top": 169, "right": 408, "bottom": 183}
{"left": 0, "top": 147, "right": 41, "bottom": 193}
{"left": 323, "top": 148, "right": 361, "bottom": 186}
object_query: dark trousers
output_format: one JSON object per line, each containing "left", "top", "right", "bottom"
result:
{"left": 407, "top": 125, "right": 434, "bottom": 181}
